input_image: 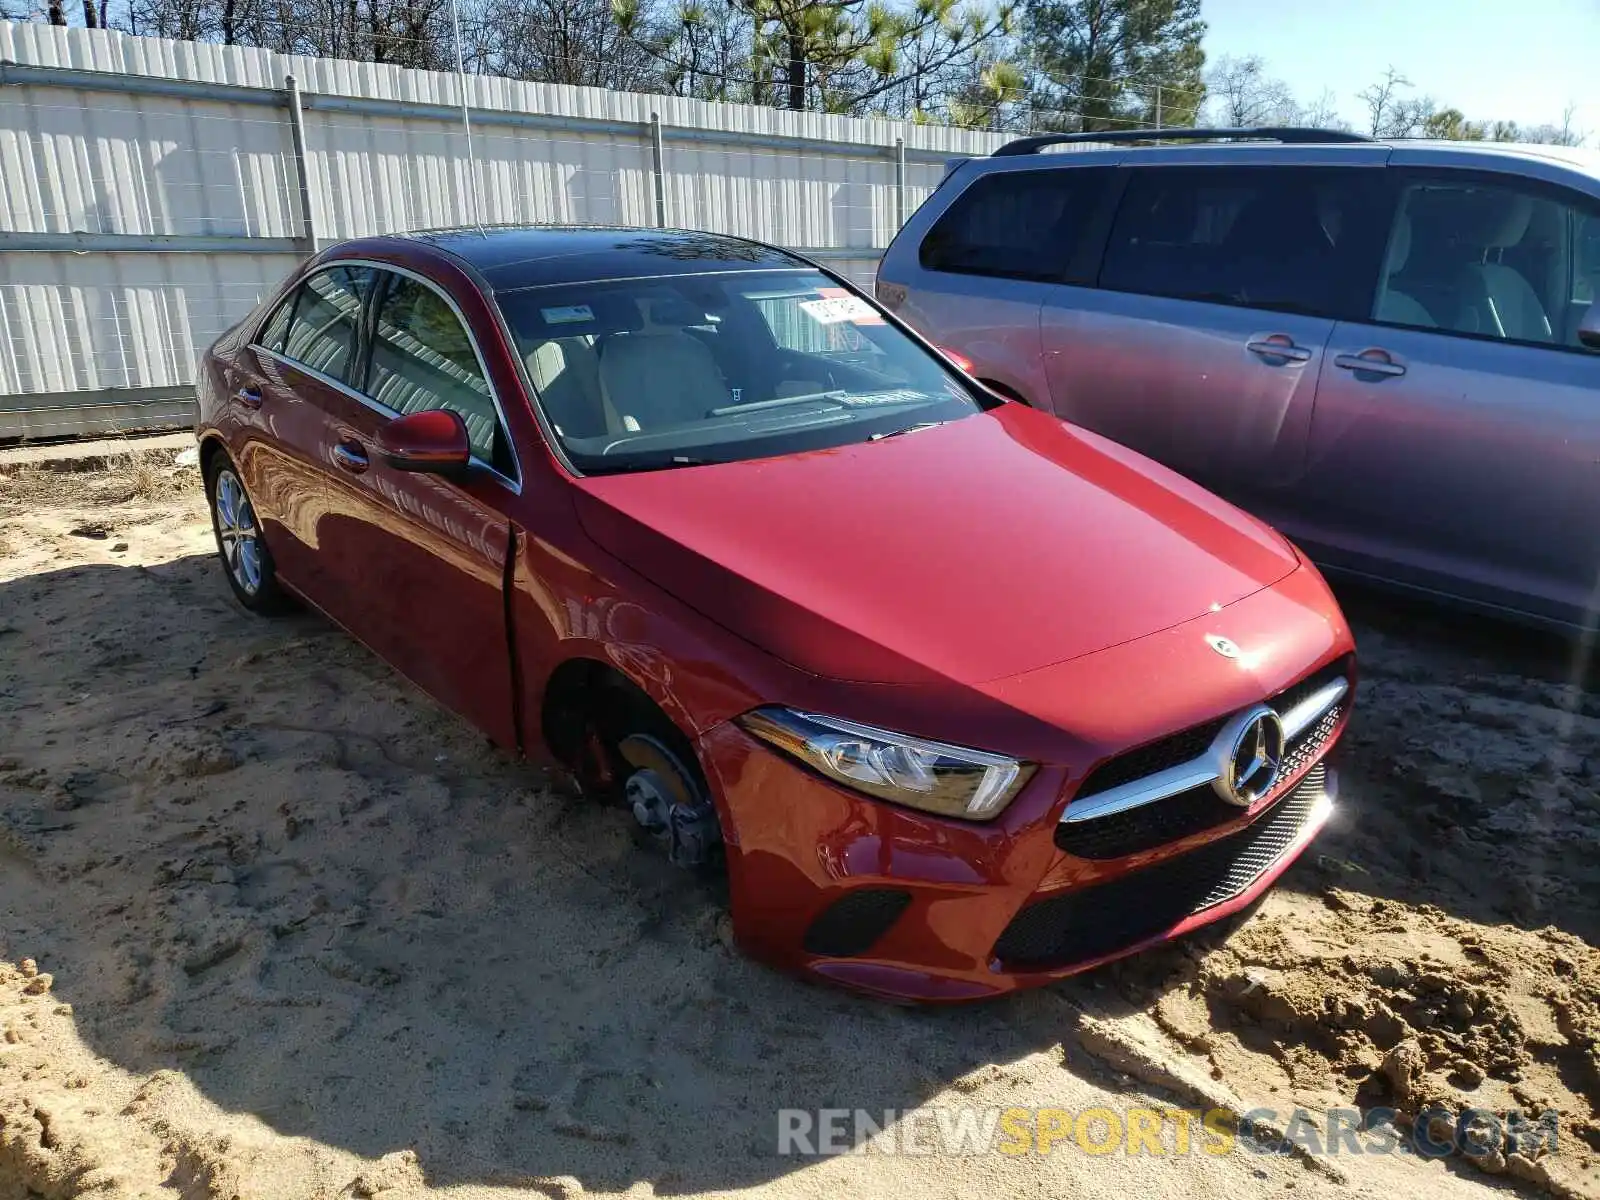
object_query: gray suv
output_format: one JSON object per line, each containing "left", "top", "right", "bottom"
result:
{"left": 876, "top": 129, "right": 1600, "bottom": 631}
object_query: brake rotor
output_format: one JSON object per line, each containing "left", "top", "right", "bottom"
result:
{"left": 618, "top": 733, "right": 721, "bottom": 869}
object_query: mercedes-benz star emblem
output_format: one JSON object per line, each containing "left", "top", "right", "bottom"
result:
{"left": 1205, "top": 634, "right": 1242, "bottom": 659}
{"left": 1212, "top": 706, "right": 1285, "bottom": 807}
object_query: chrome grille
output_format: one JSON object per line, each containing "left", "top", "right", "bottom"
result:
{"left": 1055, "top": 661, "right": 1349, "bottom": 861}
{"left": 1071, "top": 655, "right": 1351, "bottom": 802}
{"left": 1072, "top": 718, "right": 1229, "bottom": 798}
{"left": 1279, "top": 704, "right": 1342, "bottom": 780}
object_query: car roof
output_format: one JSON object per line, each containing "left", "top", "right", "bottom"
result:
{"left": 1384, "top": 138, "right": 1600, "bottom": 181}
{"left": 388, "top": 225, "right": 809, "bottom": 291}
{"left": 966, "top": 137, "right": 1600, "bottom": 191}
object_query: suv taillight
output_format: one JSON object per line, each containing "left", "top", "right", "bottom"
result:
{"left": 940, "top": 347, "right": 975, "bottom": 375}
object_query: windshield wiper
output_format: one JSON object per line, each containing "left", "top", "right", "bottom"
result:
{"left": 869, "top": 421, "right": 946, "bottom": 441}
{"left": 706, "top": 390, "right": 846, "bottom": 417}
{"left": 584, "top": 455, "right": 720, "bottom": 475}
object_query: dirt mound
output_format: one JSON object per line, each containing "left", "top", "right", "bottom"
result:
{"left": 1101, "top": 602, "right": 1600, "bottom": 1199}
{"left": 1126, "top": 902, "right": 1598, "bottom": 1192}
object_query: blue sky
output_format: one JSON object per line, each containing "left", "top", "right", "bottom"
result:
{"left": 1202, "top": 0, "right": 1599, "bottom": 137}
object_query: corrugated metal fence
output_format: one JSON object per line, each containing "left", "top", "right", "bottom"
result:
{"left": 0, "top": 22, "right": 1009, "bottom": 439}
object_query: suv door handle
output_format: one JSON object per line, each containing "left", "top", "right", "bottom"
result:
{"left": 332, "top": 442, "right": 369, "bottom": 474}
{"left": 1245, "top": 337, "right": 1313, "bottom": 363}
{"left": 1333, "top": 350, "right": 1407, "bottom": 378}
{"left": 235, "top": 386, "right": 263, "bottom": 409}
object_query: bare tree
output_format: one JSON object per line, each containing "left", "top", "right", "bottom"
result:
{"left": 481, "top": 0, "right": 663, "bottom": 89}
{"left": 1357, "top": 66, "right": 1411, "bottom": 136}
{"left": 1296, "top": 87, "right": 1347, "bottom": 130}
{"left": 1204, "top": 54, "right": 1295, "bottom": 128}
{"left": 1387, "top": 94, "right": 1437, "bottom": 137}
{"left": 1521, "top": 101, "right": 1588, "bottom": 147}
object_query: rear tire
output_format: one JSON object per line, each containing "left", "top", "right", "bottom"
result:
{"left": 205, "top": 453, "right": 289, "bottom": 615}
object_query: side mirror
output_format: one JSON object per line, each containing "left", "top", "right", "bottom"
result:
{"left": 375, "top": 409, "right": 472, "bottom": 476}
{"left": 1579, "top": 306, "right": 1600, "bottom": 352}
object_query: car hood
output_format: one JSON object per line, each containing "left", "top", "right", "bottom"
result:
{"left": 572, "top": 406, "right": 1300, "bottom": 686}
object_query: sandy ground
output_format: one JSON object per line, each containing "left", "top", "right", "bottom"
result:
{"left": 0, "top": 449, "right": 1596, "bottom": 1200}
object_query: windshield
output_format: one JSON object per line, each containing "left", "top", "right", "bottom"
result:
{"left": 496, "top": 269, "right": 985, "bottom": 472}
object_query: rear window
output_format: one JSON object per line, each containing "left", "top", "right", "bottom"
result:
{"left": 1099, "top": 166, "right": 1389, "bottom": 319}
{"left": 919, "top": 167, "right": 1112, "bottom": 282}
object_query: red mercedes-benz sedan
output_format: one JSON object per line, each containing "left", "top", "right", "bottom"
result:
{"left": 195, "top": 226, "right": 1355, "bottom": 1003}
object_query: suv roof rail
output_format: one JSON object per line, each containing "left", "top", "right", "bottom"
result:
{"left": 991, "top": 127, "right": 1375, "bottom": 156}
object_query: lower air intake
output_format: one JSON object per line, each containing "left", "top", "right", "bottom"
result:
{"left": 994, "top": 765, "right": 1327, "bottom": 970}
{"left": 802, "top": 888, "right": 913, "bottom": 957}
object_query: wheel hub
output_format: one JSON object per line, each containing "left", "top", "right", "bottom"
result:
{"left": 619, "top": 734, "right": 721, "bottom": 869}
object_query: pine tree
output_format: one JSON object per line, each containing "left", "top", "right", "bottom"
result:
{"left": 1021, "top": 0, "right": 1204, "bottom": 132}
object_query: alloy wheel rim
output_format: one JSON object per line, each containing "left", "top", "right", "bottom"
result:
{"left": 214, "top": 469, "right": 263, "bottom": 595}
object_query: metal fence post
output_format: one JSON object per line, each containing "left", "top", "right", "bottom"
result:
{"left": 894, "top": 136, "right": 907, "bottom": 229}
{"left": 649, "top": 112, "right": 668, "bottom": 228}
{"left": 284, "top": 74, "right": 318, "bottom": 252}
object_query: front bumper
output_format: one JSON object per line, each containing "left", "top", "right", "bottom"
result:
{"left": 698, "top": 721, "right": 1338, "bottom": 1002}
{"left": 694, "top": 565, "right": 1354, "bottom": 1004}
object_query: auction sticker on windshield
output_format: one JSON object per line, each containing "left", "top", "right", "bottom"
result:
{"left": 800, "top": 294, "right": 880, "bottom": 325}
{"left": 542, "top": 304, "right": 595, "bottom": 325}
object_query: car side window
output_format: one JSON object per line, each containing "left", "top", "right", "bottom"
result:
{"left": 1374, "top": 174, "right": 1600, "bottom": 349}
{"left": 365, "top": 273, "right": 507, "bottom": 471}
{"left": 919, "top": 167, "right": 1114, "bottom": 283}
{"left": 1100, "top": 166, "right": 1388, "bottom": 319}
{"left": 258, "top": 291, "right": 296, "bottom": 352}
{"left": 277, "top": 266, "right": 372, "bottom": 382}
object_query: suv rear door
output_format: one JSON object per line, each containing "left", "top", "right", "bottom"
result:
{"left": 1303, "top": 161, "right": 1600, "bottom": 624}
{"left": 1041, "top": 154, "right": 1393, "bottom": 525}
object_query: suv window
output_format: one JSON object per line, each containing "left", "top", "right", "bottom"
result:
{"left": 919, "top": 167, "right": 1112, "bottom": 282}
{"left": 1375, "top": 174, "right": 1600, "bottom": 349}
{"left": 365, "top": 273, "right": 507, "bottom": 471}
{"left": 1100, "top": 166, "right": 1387, "bottom": 319}
{"left": 276, "top": 266, "right": 372, "bottom": 382}
{"left": 1578, "top": 210, "right": 1600, "bottom": 308}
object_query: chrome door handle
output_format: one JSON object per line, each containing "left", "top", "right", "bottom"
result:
{"left": 1334, "top": 351, "right": 1406, "bottom": 377}
{"left": 1246, "top": 338, "right": 1313, "bottom": 363}
{"left": 235, "top": 386, "right": 263, "bottom": 409}
{"left": 332, "top": 442, "right": 369, "bottom": 473}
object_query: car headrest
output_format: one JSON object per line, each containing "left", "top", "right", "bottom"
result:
{"left": 1410, "top": 188, "right": 1534, "bottom": 250}
{"left": 1484, "top": 193, "right": 1535, "bottom": 248}
{"left": 639, "top": 294, "right": 708, "bottom": 330}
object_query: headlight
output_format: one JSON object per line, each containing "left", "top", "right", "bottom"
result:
{"left": 737, "top": 707, "right": 1035, "bottom": 820}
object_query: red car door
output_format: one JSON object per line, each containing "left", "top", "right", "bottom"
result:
{"left": 298, "top": 266, "right": 519, "bottom": 749}
{"left": 232, "top": 265, "right": 376, "bottom": 604}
